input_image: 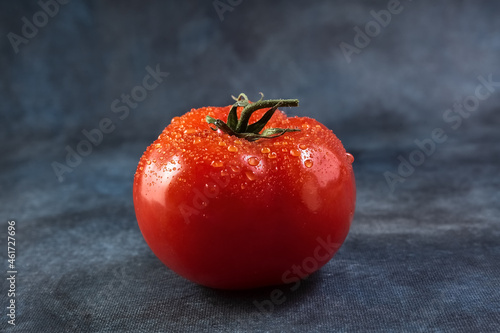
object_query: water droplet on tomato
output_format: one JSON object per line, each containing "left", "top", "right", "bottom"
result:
{"left": 247, "top": 157, "right": 260, "bottom": 166}
{"left": 205, "top": 183, "right": 218, "bottom": 195}
{"left": 261, "top": 147, "right": 270, "bottom": 154}
{"left": 241, "top": 183, "right": 247, "bottom": 189}
{"left": 146, "top": 160, "right": 151, "bottom": 165}
{"left": 211, "top": 160, "right": 223, "bottom": 168}
{"left": 346, "top": 153, "right": 354, "bottom": 164}
{"left": 193, "top": 137, "right": 201, "bottom": 144}
{"left": 304, "top": 159, "right": 313, "bottom": 168}
{"left": 230, "top": 165, "right": 240, "bottom": 173}
{"left": 290, "top": 149, "right": 301, "bottom": 157}
{"left": 218, "top": 141, "right": 227, "bottom": 147}
{"left": 221, "top": 169, "right": 229, "bottom": 176}
{"left": 234, "top": 139, "right": 242, "bottom": 145}
{"left": 268, "top": 152, "right": 277, "bottom": 159}
{"left": 228, "top": 145, "right": 238, "bottom": 152}
{"left": 299, "top": 144, "right": 307, "bottom": 150}
{"left": 245, "top": 170, "right": 256, "bottom": 181}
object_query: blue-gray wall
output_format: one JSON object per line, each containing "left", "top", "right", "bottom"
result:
{"left": 2, "top": 0, "right": 499, "bottom": 151}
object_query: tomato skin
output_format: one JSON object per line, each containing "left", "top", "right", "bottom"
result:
{"left": 133, "top": 105, "right": 356, "bottom": 289}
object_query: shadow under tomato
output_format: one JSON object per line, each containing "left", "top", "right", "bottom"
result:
{"left": 197, "top": 270, "right": 324, "bottom": 313}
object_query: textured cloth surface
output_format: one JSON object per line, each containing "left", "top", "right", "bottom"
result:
{"left": 1, "top": 1, "right": 500, "bottom": 332}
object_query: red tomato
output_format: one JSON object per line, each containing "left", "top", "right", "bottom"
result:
{"left": 133, "top": 94, "right": 356, "bottom": 289}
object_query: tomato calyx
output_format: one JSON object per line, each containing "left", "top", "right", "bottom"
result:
{"left": 206, "top": 93, "right": 300, "bottom": 142}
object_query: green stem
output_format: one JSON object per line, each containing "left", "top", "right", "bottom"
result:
{"left": 206, "top": 93, "right": 300, "bottom": 142}
{"left": 235, "top": 99, "right": 299, "bottom": 133}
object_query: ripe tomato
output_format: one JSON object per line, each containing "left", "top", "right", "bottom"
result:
{"left": 133, "top": 94, "right": 356, "bottom": 289}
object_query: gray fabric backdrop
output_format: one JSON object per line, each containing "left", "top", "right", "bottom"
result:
{"left": 1, "top": 0, "right": 499, "bottom": 332}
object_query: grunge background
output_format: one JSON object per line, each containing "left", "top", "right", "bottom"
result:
{"left": 1, "top": 0, "right": 499, "bottom": 332}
